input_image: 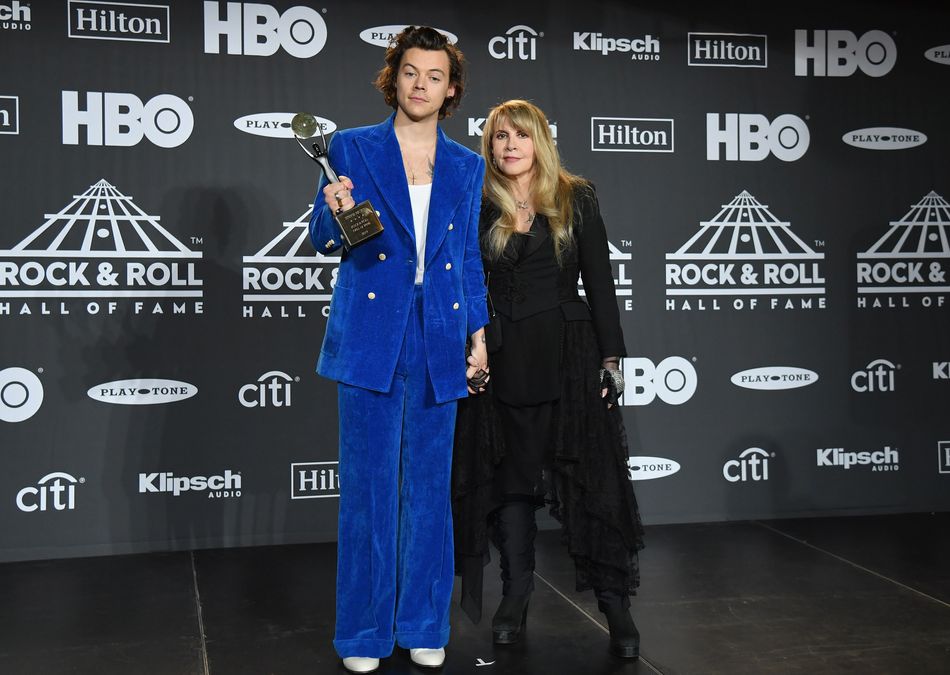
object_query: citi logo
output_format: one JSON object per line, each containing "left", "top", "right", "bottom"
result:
{"left": 239, "top": 370, "right": 295, "bottom": 408}
{"left": 67, "top": 1, "right": 170, "bottom": 43}
{"left": 934, "top": 362, "right": 949, "bottom": 380}
{"left": 816, "top": 446, "right": 899, "bottom": 471}
{"left": 573, "top": 32, "right": 659, "bottom": 60}
{"left": 359, "top": 25, "right": 457, "bottom": 48}
{"left": 234, "top": 112, "right": 336, "bottom": 139}
{"left": 139, "top": 470, "right": 241, "bottom": 498}
{"left": 16, "top": 472, "right": 84, "bottom": 512}
{"left": 0, "top": 367, "right": 44, "bottom": 423}
{"left": 687, "top": 33, "right": 767, "bottom": 68}
{"left": 291, "top": 461, "right": 340, "bottom": 499}
{"left": 204, "top": 1, "right": 327, "bottom": 58}
{"left": 62, "top": 91, "right": 194, "bottom": 148}
{"left": 88, "top": 378, "right": 197, "bottom": 405}
{"left": 591, "top": 118, "right": 673, "bottom": 153}
{"left": 723, "top": 448, "right": 771, "bottom": 483}
{"left": 619, "top": 356, "right": 697, "bottom": 406}
{"left": 0, "top": 95, "right": 19, "bottom": 134}
{"left": 939, "top": 441, "right": 950, "bottom": 474}
{"left": 795, "top": 30, "right": 896, "bottom": 77}
{"left": 925, "top": 46, "right": 950, "bottom": 66}
{"left": 468, "top": 117, "right": 557, "bottom": 143}
{"left": 0, "top": 1, "right": 31, "bottom": 30}
{"left": 489, "top": 25, "right": 540, "bottom": 60}
{"left": 842, "top": 127, "right": 926, "bottom": 150}
{"left": 707, "top": 113, "right": 809, "bottom": 162}
{"left": 850, "top": 359, "right": 897, "bottom": 393}
{"left": 627, "top": 456, "right": 680, "bottom": 481}
{"left": 731, "top": 367, "right": 818, "bottom": 390}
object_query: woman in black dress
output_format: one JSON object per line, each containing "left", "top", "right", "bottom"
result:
{"left": 454, "top": 99, "right": 645, "bottom": 658}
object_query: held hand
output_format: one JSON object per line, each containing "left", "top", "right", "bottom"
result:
{"left": 466, "top": 332, "right": 490, "bottom": 394}
{"left": 322, "top": 176, "right": 355, "bottom": 213}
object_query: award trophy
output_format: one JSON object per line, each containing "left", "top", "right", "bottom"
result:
{"left": 291, "top": 112, "right": 384, "bottom": 249}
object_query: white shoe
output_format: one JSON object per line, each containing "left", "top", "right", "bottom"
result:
{"left": 409, "top": 648, "right": 446, "bottom": 668}
{"left": 342, "top": 656, "right": 379, "bottom": 673}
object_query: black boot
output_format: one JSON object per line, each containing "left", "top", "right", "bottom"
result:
{"left": 595, "top": 589, "right": 640, "bottom": 659}
{"left": 491, "top": 500, "right": 536, "bottom": 644}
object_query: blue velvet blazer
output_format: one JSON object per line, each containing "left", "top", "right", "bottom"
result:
{"left": 309, "top": 114, "right": 488, "bottom": 403}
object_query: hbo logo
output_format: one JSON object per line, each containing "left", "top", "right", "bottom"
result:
{"left": 795, "top": 30, "right": 896, "bottom": 77}
{"left": 707, "top": 113, "right": 810, "bottom": 162}
{"left": 204, "top": 2, "right": 328, "bottom": 58}
{"left": 620, "top": 357, "right": 697, "bottom": 406}
{"left": 62, "top": 91, "right": 194, "bottom": 148}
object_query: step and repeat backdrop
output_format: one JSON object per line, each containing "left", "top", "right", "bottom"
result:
{"left": 1, "top": 1, "right": 948, "bottom": 562}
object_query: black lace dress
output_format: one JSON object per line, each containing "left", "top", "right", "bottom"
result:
{"left": 453, "top": 184, "right": 645, "bottom": 622}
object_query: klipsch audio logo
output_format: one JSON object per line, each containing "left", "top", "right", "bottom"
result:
{"left": 88, "top": 379, "right": 196, "bottom": 405}
{"left": 795, "top": 30, "right": 896, "bottom": 77}
{"left": 204, "top": 1, "right": 327, "bottom": 57}
{"left": 666, "top": 191, "right": 825, "bottom": 311}
{"left": 707, "top": 113, "right": 809, "bottom": 162}
{"left": 574, "top": 31, "right": 659, "bottom": 60}
{"left": 688, "top": 33, "right": 767, "bottom": 67}
{"left": 856, "top": 191, "right": 948, "bottom": 309}
{"left": 0, "top": 1, "right": 30, "bottom": 30}
{"left": 489, "top": 25, "right": 540, "bottom": 60}
{"left": 851, "top": 359, "right": 897, "bottom": 393}
{"left": 0, "top": 367, "right": 43, "bottom": 423}
{"left": 925, "top": 46, "right": 950, "bottom": 65}
{"left": 817, "top": 446, "right": 899, "bottom": 472}
{"left": 234, "top": 112, "right": 336, "bottom": 138}
{"left": 359, "top": 24, "right": 457, "bottom": 48}
{"left": 291, "top": 461, "right": 340, "bottom": 499}
{"left": 731, "top": 367, "right": 818, "bottom": 390}
{"left": 0, "top": 179, "right": 204, "bottom": 317}
{"left": 939, "top": 442, "right": 950, "bottom": 474}
{"left": 934, "top": 362, "right": 950, "bottom": 380}
{"left": 723, "top": 448, "right": 772, "bottom": 483}
{"left": 468, "top": 117, "right": 557, "bottom": 144}
{"left": 62, "top": 91, "right": 194, "bottom": 148}
{"left": 843, "top": 127, "right": 926, "bottom": 150}
{"left": 242, "top": 205, "right": 339, "bottom": 319}
{"left": 627, "top": 457, "right": 680, "bottom": 481}
{"left": 619, "top": 357, "right": 697, "bottom": 406}
{"left": 139, "top": 470, "right": 241, "bottom": 498}
{"left": 16, "top": 472, "right": 85, "bottom": 512}
{"left": 591, "top": 118, "right": 673, "bottom": 153}
{"left": 0, "top": 96, "right": 19, "bottom": 134}
{"left": 239, "top": 370, "right": 296, "bottom": 408}
{"left": 67, "top": 1, "right": 170, "bottom": 43}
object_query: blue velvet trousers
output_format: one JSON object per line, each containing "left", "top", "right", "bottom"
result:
{"left": 333, "top": 287, "right": 457, "bottom": 658}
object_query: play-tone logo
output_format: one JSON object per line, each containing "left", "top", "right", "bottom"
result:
{"left": 359, "top": 24, "right": 457, "bottom": 47}
{"left": 234, "top": 112, "right": 336, "bottom": 138}
{"left": 0, "top": 367, "right": 43, "bottom": 423}
{"left": 62, "top": 91, "right": 194, "bottom": 148}
{"left": 291, "top": 461, "right": 340, "bottom": 499}
{"left": 925, "top": 45, "right": 950, "bottom": 65}
{"left": 88, "top": 379, "right": 197, "bottom": 405}
{"left": 707, "top": 113, "right": 809, "bottom": 162}
{"left": 666, "top": 190, "right": 825, "bottom": 312}
{"left": 723, "top": 448, "right": 772, "bottom": 483}
{"left": 0, "top": 95, "right": 19, "bottom": 134}
{"left": 489, "top": 25, "right": 540, "bottom": 60}
{"left": 591, "top": 117, "right": 673, "bottom": 153}
{"left": 16, "top": 472, "right": 85, "bottom": 512}
{"left": 731, "top": 367, "right": 818, "bottom": 390}
{"left": 842, "top": 127, "right": 926, "bottom": 150}
{"left": 239, "top": 370, "right": 295, "bottom": 408}
{"left": 850, "top": 359, "right": 897, "bottom": 393}
{"left": 816, "top": 446, "right": 899, "bottom": 472}
{"left": 67, "top": 1, "right": 170, "bottom": 43}
{"left": 0, "top": 1, "right": 30, "bottom": 30}
{"left": 795, "top": 30, "right": 896, "bottom": 77}
{"left": 573, "top": 31, "right": 659, "bottom": 60}
{"left": 688, "top": 32, "right": 767, "bottom": 67}
{"left": 619, "top": 357, "right": 697, "bottom": 406}
{"left": 139, "top": 470, "right": 241, "bottom": 498}
{"left": 204, "top": 1, "right": 327, "bottom": 57}
{"left": 627, "top": 456, "right": 680, "bottom": 481}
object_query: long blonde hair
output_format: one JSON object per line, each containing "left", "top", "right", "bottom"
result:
{"left": 481, "top": 100, "right": 586, "bottom": 263}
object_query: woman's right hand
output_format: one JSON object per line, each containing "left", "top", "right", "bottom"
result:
{"left": 323, "top": 176, "right": 356, "bottom": 213}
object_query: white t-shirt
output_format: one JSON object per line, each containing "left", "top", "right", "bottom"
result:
{"left": 408, "top": 183, "right": 432, "bottom": 285}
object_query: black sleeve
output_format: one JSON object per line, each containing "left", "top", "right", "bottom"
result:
{"left": 575, "top": 183, "right": 627, "bottom": 359}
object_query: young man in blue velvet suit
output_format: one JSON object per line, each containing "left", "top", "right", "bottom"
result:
{"left": 308, "top": 26, "right": 489, "bottom": 674}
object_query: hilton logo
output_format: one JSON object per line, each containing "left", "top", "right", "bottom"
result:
{"left": 67, "top": 1, "right": 170, "bottom": 43}
{"left": 291, "top": 461, "right": 340, "bottom": 499}
{"left": 591, "top": 117, "right": 673, "bottom": 153}
{"left": 688, "top": 33, "right": 767, "bottom": 68}
{"left": 939, "top": 442, "right": 950, "bottom": 474}
{"left": 0, "top": 95, "right": 19, "bottom": 134}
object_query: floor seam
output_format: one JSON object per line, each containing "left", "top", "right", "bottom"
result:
{"left": 533, "top": 570, "right": 665, "bottom": 674}
{"left": 753, "top": 521, "right": 950, "bottom": 610}
{"left": 190, "top": 551, "right": 211, "bottom": 675}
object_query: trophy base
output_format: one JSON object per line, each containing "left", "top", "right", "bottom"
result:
{"left": 337, "top": 200, "right": 384, "bottom": 249}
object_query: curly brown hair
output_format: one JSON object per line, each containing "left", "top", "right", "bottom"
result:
{"left": 373, "top": 26, "right": 466, "bottom": 120}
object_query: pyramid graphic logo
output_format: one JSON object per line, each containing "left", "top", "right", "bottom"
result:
{"left": 241, "top": 205, "right": 341, "bottom": 319}
{"left": 856, "top": 191, "right": 949, "bottom": 308}
{"left": 665, "top": 190, "right": 825, "bottom": 311}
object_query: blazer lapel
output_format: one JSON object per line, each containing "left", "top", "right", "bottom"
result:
{"left": 425, "top": 128, "right": 469, "bottom": 266}
{"left": 354, "top": 116, "right": 414, "bottom": 239}
{"left": 521, "top": 218, "right": 551, "bottom": 259}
